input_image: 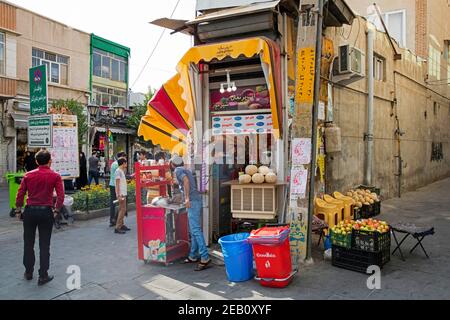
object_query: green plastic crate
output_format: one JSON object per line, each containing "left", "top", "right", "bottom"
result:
{"left": 330, "top": 230, "right": 352, "bottom": 249}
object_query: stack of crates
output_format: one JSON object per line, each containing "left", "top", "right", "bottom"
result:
{"left": 332, "top": 227, "right": 391, "bottom": 274}
{"left": 353, "top": 185, "right": 381, "bottom": 220}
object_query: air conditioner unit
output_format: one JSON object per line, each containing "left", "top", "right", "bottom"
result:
{"left": 230, "top": 184, "right": 278, "bottom": 220}
{"left": 333, "top": 45, "right": 366, "bottom": 85}
{"left": 339, "top": 45, "right": 365, "bottom": 76}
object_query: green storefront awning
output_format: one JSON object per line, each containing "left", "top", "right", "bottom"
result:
{"left": 91, "top": 34, "right": 130, "bottom": 58}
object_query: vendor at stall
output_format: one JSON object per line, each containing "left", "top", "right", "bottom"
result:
{"left": 170, "top": 156, "right": 211, "bottom": 271}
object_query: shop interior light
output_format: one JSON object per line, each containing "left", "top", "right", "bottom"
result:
{"left": 219, "top": 70, "right": 238, "bottom": 94}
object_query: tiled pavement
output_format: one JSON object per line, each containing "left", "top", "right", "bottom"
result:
{"left": 0, "top": 178, "right": 449, "bottom": 300}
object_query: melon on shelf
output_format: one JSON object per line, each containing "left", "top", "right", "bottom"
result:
{"left": 245, "top": 165, "right": 258, "bottom": 176}
{"left": 252, "top": 173, "right": 265, "bottom": 184}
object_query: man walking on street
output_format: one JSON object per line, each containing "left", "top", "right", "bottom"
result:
{"left": 170, "top": 156, "right": 211, "bottom": 271}
{"left": 15, "top": 149, "right": 64, "bottom": 286}
{"left": 114, "top": 157, "right": 130, "bottom": 234}
{"left": 109, "top": 152, "right": 126, "bottom": 227}
{"left": 88, "top": 151, "right": 100, "bottom": 186}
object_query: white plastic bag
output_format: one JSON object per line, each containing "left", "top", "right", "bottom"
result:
{"left": 64, "top": 196, "right": 74, "bottom": 207}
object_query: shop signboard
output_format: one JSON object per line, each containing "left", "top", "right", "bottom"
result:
{"left": 28, "top": 115, "right": 53, "bottom": 148}
{"left": 211, "top": 114, "right": 273, "bottom": 136}
{"left": 29, "top": 65, "right": 48, "bottom": 115}
{"left": 48, "top": 114, "right": 79, "bottom": 179}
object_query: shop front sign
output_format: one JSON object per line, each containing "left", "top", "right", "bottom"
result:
{"left": 28, "top": 115, "right": 53, "bottom": 148}
{"left": 29, "top": 65, "right": 48, "bottom": 115}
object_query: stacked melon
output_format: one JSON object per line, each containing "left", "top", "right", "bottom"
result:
{"left": 239, "top": 165, "right": 278, "bottom": 184}
{"left": 346, "top": 189, "right": 380, "bottom": 208}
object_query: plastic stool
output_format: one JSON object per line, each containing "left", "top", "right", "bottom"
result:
{"left": 314, "top": 198, "right": 339, "bottom": 234}
{"left": 333, "top": 191, "right": 355, "bottom": 220}
{"left": 323, "top": 195, "right": 345, "bottom": 223}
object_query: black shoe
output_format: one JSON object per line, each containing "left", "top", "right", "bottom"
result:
{"left": 115, "top": 229, "right": 126, "bottom": 234}
{"left": 121, "top": 226, "right": 131, "bottom": 231}
{"left": 109, "top": 223, "right": 116, "bottom": 228}
{"left": 38, "top": 275, "right": 54, "bottom": 286}
{"left": 24, "top": 272, "right": 33, "bottom": 281}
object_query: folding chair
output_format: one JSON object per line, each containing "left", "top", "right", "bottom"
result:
{"left": 312, "top": 215, "right": 329, "bottom": 247}
{"left": 390, "top": 222, "right": 435, "bottom": 261}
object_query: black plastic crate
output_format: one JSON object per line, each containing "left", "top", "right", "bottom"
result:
{"left": 332, "top": 245, "right": 390, "bottom": 274}
{"left": 357, "top": 185, "right": 381, "bottom": 196}
{"left": 373, "top": 201, "right": 381, "bottom": 216}
{"left": 352, "top": 229, "right": 391, "bottom": 252}
{"left": 354, "top": 203, "right": 381, "bottom": 220}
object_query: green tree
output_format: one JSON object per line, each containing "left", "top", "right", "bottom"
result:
{"left": 126, "top": 89, "right": 155, "bottom": 131}
{"left": 51, "top": 99, "right": 88, "bottom": 145}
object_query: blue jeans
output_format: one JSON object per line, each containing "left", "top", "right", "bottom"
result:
{"left": 188, "top": 200, "right": 209, "bottom": 262}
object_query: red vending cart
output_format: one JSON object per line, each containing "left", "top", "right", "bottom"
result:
{"left": 135, "top": 162, "right": 189, "bottom": 266}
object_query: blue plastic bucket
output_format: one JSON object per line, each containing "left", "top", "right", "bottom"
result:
{"left": 219, "top": 233, "right": 254, "bottom": 282}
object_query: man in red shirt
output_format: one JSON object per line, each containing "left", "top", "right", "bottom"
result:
{"left": 15, "top": 149, "right": 64, "bottom": 286}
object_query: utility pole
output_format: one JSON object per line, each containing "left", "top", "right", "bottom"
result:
{"left": 291, "top": 0, "right": 324, "bottom": 263}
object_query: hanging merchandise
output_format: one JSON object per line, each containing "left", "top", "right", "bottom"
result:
{"left": 318, "top": 154, "right": 326, "bottom": 183}
{"left": 107, "top": 129, "right": 113, "bottom": 143}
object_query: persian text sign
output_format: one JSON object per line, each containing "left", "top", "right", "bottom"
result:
{"left": 28, "top": 115, "right": 53, "bottom": 148}
{"left": 29, "top": 65, "right": 48, "bottom": 115}
{"left": 295, "top": 47, "right": 315, "bottom": 104}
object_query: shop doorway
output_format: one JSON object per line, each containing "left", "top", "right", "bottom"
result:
{"left": 206, "top": 57, "right": 275, "bottom": 242}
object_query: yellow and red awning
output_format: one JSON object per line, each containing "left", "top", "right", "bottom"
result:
{"left": 138, "top": 37, "right": 283, "bottom": 154}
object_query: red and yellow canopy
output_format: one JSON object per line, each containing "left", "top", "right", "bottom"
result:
{"left": 138, "top": 37, "right": 282, "bottom": 155}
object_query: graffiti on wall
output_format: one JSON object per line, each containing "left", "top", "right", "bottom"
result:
{"left": 431, "top": 142, "right": 444, "bottom": 162}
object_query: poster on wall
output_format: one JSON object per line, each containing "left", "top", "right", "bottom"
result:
{"left": 211, "top": 114, "right": 273, "bottom": 136}
{"left": 290, "top": 167, "right": 308, "bottom": 200}
{"left": 48, "top": 114, "right": 79, "bottom": 179}
{"left": 292, "top": 138, "right": 312, "bottom": 165}
{"left": 210, "top": 85, "right": 271, "bottom": 113}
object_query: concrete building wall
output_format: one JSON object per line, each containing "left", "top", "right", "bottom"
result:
{"left": 325, "top": 17, "right": 450, "bottom": 199}
{"left": 346, "top": 0, "right": 417, "bottom": 53}
{"left": 15, "top": 7, "right": 90, "bottom": 101}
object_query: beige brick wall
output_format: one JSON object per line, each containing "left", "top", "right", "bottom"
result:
{"left": 15, "top": 7, "right": 90, "bottom": 103}
{"left": 415, "top": 0, "right": 428, "bottom": 58}
{"left": 325, "top": 17, "right": 450, "bottom": 198}
{"left": 346, "top": 0, "right": 417, "bottom": 53}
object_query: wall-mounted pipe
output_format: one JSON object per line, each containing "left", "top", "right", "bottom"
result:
{"left": 364, "top": 26, "right": 375, "bottom": 186}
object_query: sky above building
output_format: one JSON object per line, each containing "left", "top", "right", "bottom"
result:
{"left": 8, "top": 0, "right": 196, "bottom": 94}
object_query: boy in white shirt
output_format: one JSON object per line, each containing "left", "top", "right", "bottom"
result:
{"left": 114, "top": 157, "right": 129, "bottom": 234}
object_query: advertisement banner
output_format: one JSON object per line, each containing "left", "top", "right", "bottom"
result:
{"left": 49, "top": 115, "right": 79, "bottom": 179}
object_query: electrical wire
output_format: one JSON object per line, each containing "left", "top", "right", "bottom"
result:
{"left": 130, "top": 0, "right": 181, "bottom": 90}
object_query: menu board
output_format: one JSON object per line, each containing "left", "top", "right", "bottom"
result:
{"left": 212, "top": 114, "right": 273, "bottom": 136}
{"left": 48, "top": 114, "right": 79, "bottom": 179}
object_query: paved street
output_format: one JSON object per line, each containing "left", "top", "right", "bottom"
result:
{"left": 0, "top": 178, "right": 449, "bottom": 300}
